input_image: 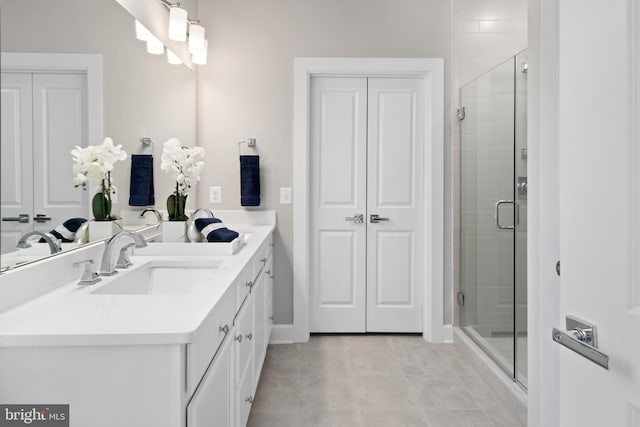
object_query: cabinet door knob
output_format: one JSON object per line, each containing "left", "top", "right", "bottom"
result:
{"left": 246, "top": 333, "right": 253, "bottom": 340}
{"left": 245, "top": 281, "right": 253, "bottom": 288}
{"left": 246, "top": 396, "right": 254, "bottom": 404}
{"left": 235, "top": 334, "right": 242, "bottom": 343}
{"left": 219, "top": 324, "right": 229, "bottom": 335}
{"left": 261, "top": 257, "right": 267, "bottom": 264}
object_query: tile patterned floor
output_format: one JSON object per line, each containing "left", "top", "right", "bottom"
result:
{"left": 248, "top": 334, "right": 526, "bottom": 427}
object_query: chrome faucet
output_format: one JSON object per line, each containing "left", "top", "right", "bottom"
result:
{"left": 139, "top": 209, "right": 163, "bottom": 223}
{"left": 99, "top": 231, "right": 148, "bottom": 276}
{"left": 16, "top": 231, "right": 62, "bottom": 254}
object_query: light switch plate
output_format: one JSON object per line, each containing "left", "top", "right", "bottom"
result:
{"left": 209, "top": 186, "right": 222, "bottom": 204}
{"left": 280, "top": 187, "right": 292, "bottom": 204}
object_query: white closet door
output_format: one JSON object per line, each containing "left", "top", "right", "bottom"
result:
{"left": 1, "top": 73, "right": 34, "bottom": 252}
{"left": 32, "top": 72, "right": 89, "bottom": 231}
{"left": 366, "top": 78, "right": 424, "bottom": 332}
{"left": 310, "top": 77, "right": 368, "bottom": 332}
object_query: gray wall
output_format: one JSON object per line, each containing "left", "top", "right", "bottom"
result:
{"left": 194, "top": 0, "right": 452, "bottom": 324}
{"left": 1, "top": 0, "right": 197, "bottom": 214}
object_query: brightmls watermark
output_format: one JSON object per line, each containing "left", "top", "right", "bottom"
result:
{"left": 0, "top": 405, "right": 68, "bottom": 426}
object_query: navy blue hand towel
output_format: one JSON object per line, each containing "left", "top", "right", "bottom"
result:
{"left": 40, "top": 217, "right": 87, "bottom": 243}
{"left": 195, "top": 218, "right": 240, "bottom": 242}
{"left": 129, "top": 154, "right": 155, "bottom": 206}
{"left": 240, "top": 155, "right": 260, "bottom": 206}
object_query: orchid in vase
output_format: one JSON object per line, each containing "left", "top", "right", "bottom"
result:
{"left": 72, "top": 137, "right": 127, "bottom": 221}
{"left": 160, "top": 138, "right": 206, "bottom": 221}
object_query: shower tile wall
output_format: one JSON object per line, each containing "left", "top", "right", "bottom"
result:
{"left": 460, "top": 60, "right": 515, "bottom": 337}
{"left": 452, "top": 0, "right": 527, "bottom": 327}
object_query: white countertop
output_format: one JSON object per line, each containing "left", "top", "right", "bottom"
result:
{"left": 0, "top": 224, "right": 274, "bottom": 347}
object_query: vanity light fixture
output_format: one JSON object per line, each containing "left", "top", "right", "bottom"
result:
{"left": 168, "top": 5, "right": 188, "bottom": 41}
{"left": 188, "top": 22, "right": 206, "bottom": 54}
{"left": 133, "top": 0, "right": 208, "bottom": 65}
{"left": 167, "top": 49, "right": 183, "bottom": 65}
{"left": 146, "top": 35, "right": 165, "bottom": 55}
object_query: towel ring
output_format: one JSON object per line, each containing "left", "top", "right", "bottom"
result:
{"left": 238, "top": 138, "right": 258, "bottom": 156}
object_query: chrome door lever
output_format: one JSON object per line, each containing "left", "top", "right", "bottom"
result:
{"left": 2, "top": 214, "right": 29, "bottom": 223}
{"left": 370, "top": 214, "right": 389, "bottom": 223}
{"left": 552, "top": 315, "right": 608, "bottom": 369}
{"left": 34, "top": 214, "right": 52, "bottom": 223}
{"left": 345, "top": 214, "right": 364, "bottom": 224}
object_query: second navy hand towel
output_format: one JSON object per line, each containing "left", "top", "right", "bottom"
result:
{"left": 240, "top": 155, "right": 260, "bottom": 206}
{"left": 129, "top": 154, "right": 155, "bottom": 206}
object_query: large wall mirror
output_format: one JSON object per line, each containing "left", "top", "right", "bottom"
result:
{"left": 0, "top": 0, "right": 196, "bottom": 270}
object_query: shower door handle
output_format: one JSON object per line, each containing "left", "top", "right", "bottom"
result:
{"left": 495, "top": 200, "right": 515, "bottom": 230}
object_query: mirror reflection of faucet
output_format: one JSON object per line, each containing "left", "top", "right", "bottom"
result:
{"left": 16, "top": 231, "right": 62, "bottom": 254}
{"left": 139, "top": 209, "right": 163, "bottom": 223}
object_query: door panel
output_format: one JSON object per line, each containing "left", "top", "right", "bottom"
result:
{"left": 554, "top": 1, "right": 640, "bottom": 425}
{"left": 375, "top": 90, "right": 416, "bottom": 207}
{"left": 32, "top": 73, "right": 89, "bottom": 232}
{"left": 366, "top": 78, "right": 424, "bottom": 332}
{"left": 0, "top": 73, "right": 34, "bottom": 252}
{"left": 374, "top": 231, "right": 414, "bottom": 305}
{"left": 310, "top": 77, "right": 367, "bottom": 332}
{"left": 317, "top": 231, "right": 358, "bottom": 305}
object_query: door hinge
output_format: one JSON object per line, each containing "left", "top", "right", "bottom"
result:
{"left": 457, "top": 107, "right": 466, "bottom": 121}
{"left": 457, "top": 290, "right": 465, "bottom": 307}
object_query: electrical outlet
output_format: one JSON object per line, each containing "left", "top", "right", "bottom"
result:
{"left": 209, "top": 186, "right": 222, "bottom": 204}
{"left": 280, "top": 187, "right": 292, "bottom": 204}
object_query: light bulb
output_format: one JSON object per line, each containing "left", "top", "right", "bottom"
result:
{"left": 192, "top": 39, "right": 208, "bottom": 65}
{"left": 146, "top": 35, "right": 164, "bottom": 55}
{"left": 135, "top": 20, "right": 152, "bottom": 41}
{"left": 169, "top": 6, "right": 188, "bottom": 42}
{"left": 167, "top": 50, "right": 182, "bottom": 65}
{"left": 188, "top": 23, "right": 205, "bottom": 54}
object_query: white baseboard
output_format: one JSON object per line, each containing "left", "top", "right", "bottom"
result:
{"left": 269, "top": 324, "right": 294, "bottom": 344}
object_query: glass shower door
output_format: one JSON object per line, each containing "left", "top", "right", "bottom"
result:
{"left": 459, "top": 56, "right": 517, "bottom": 379}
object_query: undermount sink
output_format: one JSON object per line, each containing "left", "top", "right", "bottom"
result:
{"left": 91, "top": 259, "right": 223, "bottom": 295}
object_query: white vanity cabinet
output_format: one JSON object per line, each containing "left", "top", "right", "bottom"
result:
{"left": 0, "top": 227, "right": 275, "bottom": 427}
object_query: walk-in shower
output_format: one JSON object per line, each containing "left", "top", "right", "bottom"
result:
{"left": 459, "top": 50, "right": 527, "bottom": 388}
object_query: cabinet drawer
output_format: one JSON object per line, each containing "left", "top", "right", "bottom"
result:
{"left": 187, "top": 286, "right": 236, "bottom": 397}
{"left": 252, "top": 234, "right": 273, "bottom": 282}
{"left": 234, "top": 296, "right": 254, "bottom": 386}
{"left": 235, "top": 265, "right": 253, "bottom": 313}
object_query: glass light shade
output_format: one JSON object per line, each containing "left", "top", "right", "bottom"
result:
{"left": 188, "top": 24, "right": 205, "bottom": 54}
{"left": 135, "top": 20, "right": 152, "bottom": 41}
{"left": 169, "top": 6, "right": 188, "bottom": 42}
{"left": 192, "top": 39, "right": 208, "bottom": 65}
{"left": 167, "top": 50, "right": 182, "bottom": 65}
{"left": 146, "top": 35, "right": 164, "bottom": 55}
